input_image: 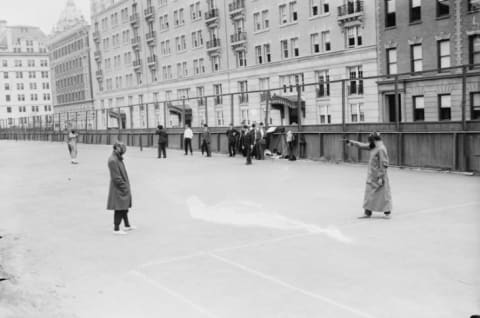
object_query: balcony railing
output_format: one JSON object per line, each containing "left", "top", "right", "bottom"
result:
{"left": 206, "top": 38, "right": 221, "bottom": 50}
{"left": 130, "top": 13, "right": 139, "bottom": 26}
{"left": 146, "top": 31, "right": 156, "bottom": 45}
{"left": 229, "top": 0, "right": 245, "bottom": 12}
{"left": 338, "top": 1, "right": 364, "bottom": 17}
{"left": 95, "top": 70, "right": 103, "bottom": 79}
{"left": 92, "top": 30, "right": 100, "bottom": 42}
{"left": 205, "top": 8, "right": 219, "bottom": 21}
{"left": 230, "top": 32, "right": 247, "bottom": 45}
{"left": 94, "top": 50, "right": 102, "bottom": 61}
{"left": 147, "top": 55, "right": 157, "bottom": 68}
{"left": 131, "top": 36, "right": 141, "bottom": 49}
{"left": 133, "top": 59, "right": 142, "bottom": 70}
{"left": 144, "top": 6, "right": 155, "bottom": 20}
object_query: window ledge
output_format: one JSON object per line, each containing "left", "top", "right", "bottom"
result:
{"left": 280, "top": 21, "right": 298, "bottom": 28}
{"left": 385, "top": 25, "right": 396, "bottom": 30}
{"left": 436, "top": 15, "right": 450, "bottom": 20}
{"left": 308, "top": 13, "right": 331, "bottom": 21}
{"left": 253, "top": 29, "right": 270, "bottom": 35}
{"left": 409, "top": 20, "right": 422, "bottom": 26}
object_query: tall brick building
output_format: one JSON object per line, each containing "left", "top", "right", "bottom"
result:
{"left": 89, "top": 0, "right": 379, "bottom": 129}
{"left": 376, "top": 0, "right": 480, "bottom": 122}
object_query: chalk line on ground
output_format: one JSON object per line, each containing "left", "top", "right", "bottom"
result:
{"left": 208, "top": 253, "right": 377, "bottom": 318}
{"left": 129, "top": 270, "right": 221, "bottom": 318}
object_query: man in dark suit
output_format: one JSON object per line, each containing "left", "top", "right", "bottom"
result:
{"left": 244, "top": 125, "right": 255, "bottom": 165}
{"left": 107, "top": 141, "right": 134, "bottom": 235}
{"left": 226, "top": 124, "right": 239, "bottom": 157}
{"left": 155, "top": 125, "right": 168, "bottom": 158}
{"left": 200, "top": 124, "right": 211, "bottom": 157}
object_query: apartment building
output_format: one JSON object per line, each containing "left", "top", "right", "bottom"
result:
{"left": 90, "top": 0, "right": 379, "bottom": 128}
{"left": 48, "top": 0, "right": 95, "bottom": 128}
{"left": 0, "top": 21, "right": 53, "bottom": 128}
{"left": 376, "top": 0, "right": 480, "bottom": 122}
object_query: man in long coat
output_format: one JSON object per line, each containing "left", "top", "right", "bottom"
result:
{"left": 107, "top": 141, "right": 134, "bottom": 234}
{"left": 155, "top": 125, "right": 168, "bottom": 158}
{"left": 244, "top": 125, "right": 255, "bottom": 165}
{"left": 201, "top": 124, "right": 212, "bottom": 157}
{"left": 347, "top": 132, "right": 392, "bottom": 218}
{"left": 226, "top": 124, "right": 239, "bottom": 157}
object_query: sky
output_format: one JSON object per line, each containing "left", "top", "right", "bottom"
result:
{"left": 0, "top": 0, "right": 91, "bottom": 34}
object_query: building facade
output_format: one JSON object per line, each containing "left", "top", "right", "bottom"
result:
{"left": 48, "top": 0, "right": 95, "bottom": 129}
{"left": 90, "top": 0, "right": 379, "bottom": 129}
{"left": 0, "top": 21, "right": 53, "bottom": 128}
{"left": 376, "top": 0, "right": 480, "bottom": 123}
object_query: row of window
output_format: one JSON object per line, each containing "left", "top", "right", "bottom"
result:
{"left": 51, "top": 38, "right": 85, "bottom": 60}
{"left": 57, "top": 91, "right": 87, "bottom": 105}
{"left": 55, "top": 74, "right": 85, "bottom": 90}
{"left": 411, "top": 92, "right": 480, "bottom": 121}
{"left": 1, "top": 59, "right": 48, "bottom": 68}
{"left": 3, "top": 82, "right": 50, "bottom": 90}
{"left": 54, "top": 57, "right": 83, "bottom": 74}
{"left": 2, "top": 71, "right": 49, "bottom": 79}
{"left": 4, "top": 93, "right": 51, "bottom": 102}
{"left": 385, "top": 0, "right": 478, "bottom": 28}
{"left": 5, "top": 105, "right": 52, "bottom": 113}
{"left": 386, "top": 35, "right": 480, "bottom": 74}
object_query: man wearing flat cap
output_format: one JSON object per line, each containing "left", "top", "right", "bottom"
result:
{"left": 107, "top": 141, "right": 135, "bottom": 234}
{"left": 346, "top": 132, "right": 392, "bottom": 218}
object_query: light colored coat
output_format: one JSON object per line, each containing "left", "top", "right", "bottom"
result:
{"left": 351, "top": 141, "right": 392, "bottom": 212}
{"left": 107, "top": 152, "right": 132, "bottom": 211}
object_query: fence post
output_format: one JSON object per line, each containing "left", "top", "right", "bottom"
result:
{"left": 264, "top": 90, "right": 270, "bottom": 129}
{"left": 145, "top": 103, "right": 149, "bottom": 129}
{"left": 461, "top": 65, "right": 467, "bottom": 131}
{"left": 341, "top": 80, "right": 346, "bottom": 132}
{"left": 452, "top": 132, "right": 457, "bottom": 170}
{"left": 394, "top": 75, "right": 400, "bottom": 131}
{"left": 163, "top": 102, "right": 167, "bottom": 128}
{"left": 296, "top": 84, "right": 302, "bottom": 130}
{"left": 182, "top": 98, "right": 186, "bottom": 128}
{"left": 204, "top": 96, "right": 209, "bottom": 126}
{"left": 230, "top": 93, "right": 234, "bottom": 126}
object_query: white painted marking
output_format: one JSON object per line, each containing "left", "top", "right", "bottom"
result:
{"left": 400, "top": 201, "right": 480, "bottom": 217}
{"left": 186, "top": 196, "right": 353, "bottom": 243}
{"left": 140, "top": 252, "right": 205, "bottom": 269}
{"left": 130, "top": 270, "right": 220, "bottom": 318}
{"left": 209, "top": 253, "right": 377, "bottom": 318}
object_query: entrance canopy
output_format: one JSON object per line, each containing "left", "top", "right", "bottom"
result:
{"left": 270, "top": 94, "right": 305, "bottom": 111}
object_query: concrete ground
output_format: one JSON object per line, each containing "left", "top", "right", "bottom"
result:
{"left": 0, "top": 140, "right": 479, "bottom": 318}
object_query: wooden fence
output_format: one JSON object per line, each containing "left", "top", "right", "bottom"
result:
{"left": 2, "top": 121, "right": 479, "bottom": 173}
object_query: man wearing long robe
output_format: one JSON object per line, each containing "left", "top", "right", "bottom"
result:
{"left": 347, "top": 132, "right": 392, "bottom": 217}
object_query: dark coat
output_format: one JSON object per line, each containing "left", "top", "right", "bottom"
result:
{"left": 201, "top": 131, "right": 211, "bottom": 144}
{"left": 107, "top": 152, "right": 132, "bottom": 211}
{"left": 226, "top": 128, "right": 239, "bottom": 142}
{"left": 156, "top": 129, "right": 168, "bottom": 144}
{"left": 243, "top": 130, "right": 255, "bottom": 148}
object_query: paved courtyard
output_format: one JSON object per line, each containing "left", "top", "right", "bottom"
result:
{"left": 0, "top": 140, "right": 479, "bottom": 318}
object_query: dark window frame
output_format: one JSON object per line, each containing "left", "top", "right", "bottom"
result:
{"left": 413, "top": 95, "right": 425, "bottom": 121}
{"left": 409, "top": 0, "right": 421, "bottom": 23}
{"left": 437, "top": 39, "right": 450, "bottom": 70}
{"left": 438, "top": 94, "right": 451, "bottom": 121}
{"left": 410, "top": 44, "right": 422, "bottom": 73}
{"left": 385, "top": 0, "right": 396, "bottom": 27}
{"left": 469, "top": 34, "right": 480, "bottom": 69}
{"left": 386, "top": 48, "right": 397, "bottom": 75}
{"left": 471, "top": 92, "right": 480, "bottom": 120}
{"left": 436, "top": 0, "right": 449, "bottom": 17}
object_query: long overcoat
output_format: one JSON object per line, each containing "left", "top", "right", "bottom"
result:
{"left": 107, "top": 152, "right": 132, "bottom": 211}
{"left": 363, "top": 144, "right": 392, "bottom": 212}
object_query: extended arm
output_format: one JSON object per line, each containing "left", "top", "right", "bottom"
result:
{"left": 347, "top": 140, "right": 370, "bottom": 150}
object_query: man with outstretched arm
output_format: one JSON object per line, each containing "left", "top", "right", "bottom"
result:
{"left": 346, "top": 132, "right": 392, "bottom": 218}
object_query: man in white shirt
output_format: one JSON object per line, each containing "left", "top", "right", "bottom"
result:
{"left": 183, "top": 124, "right": 193, "bottom": 155}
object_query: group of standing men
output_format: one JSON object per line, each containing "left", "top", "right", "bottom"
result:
{"left": 226, "top": 122, "right": 266, "bottom": 165}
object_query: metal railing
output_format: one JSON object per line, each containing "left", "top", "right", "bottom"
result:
{"left": 338, "top": 0, "right": 364, "bottom": 17}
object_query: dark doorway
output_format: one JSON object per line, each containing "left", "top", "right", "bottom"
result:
{"left": 386, "top": 94, "right": 401, "bottom": 122}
